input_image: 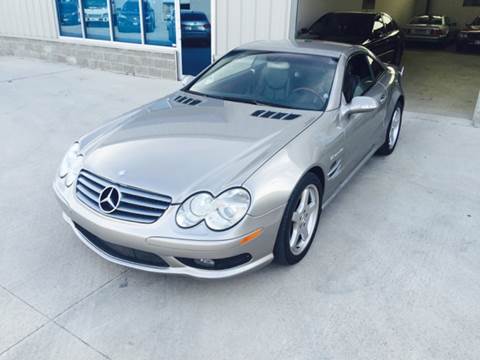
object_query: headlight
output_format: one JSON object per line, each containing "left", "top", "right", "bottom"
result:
{"left": 118, "top": 13, "right": 127, "bottom": 19}
{"left": 176, "top": 188, "right": 251, "bottom": 231}
{"left": 58, "top": 142, "right": 83, "bottom": 187}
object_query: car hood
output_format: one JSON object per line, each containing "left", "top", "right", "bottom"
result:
{"left": 80, "top": 93, "right": 321, "bottom": 202}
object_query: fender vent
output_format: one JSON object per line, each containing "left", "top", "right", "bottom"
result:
{"left": 173, "top": 95, "right": 202, "bottom": 106}
{"left": 251, "top": 110, "right": 301, "bottom": 120}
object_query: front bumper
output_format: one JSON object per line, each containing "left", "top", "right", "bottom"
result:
{"left": 53, "top": 179, "right": 282, "bottom": 279}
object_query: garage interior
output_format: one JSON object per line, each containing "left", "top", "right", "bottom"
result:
{"left": 294, "top": 0, "right": 480, "bottom": 120}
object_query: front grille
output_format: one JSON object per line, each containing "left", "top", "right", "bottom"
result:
{"left": 74, "top": 223, "right": 169, "bottom": 268}
{"left": 76, "top": 169, "right": 172, "bottom": 224}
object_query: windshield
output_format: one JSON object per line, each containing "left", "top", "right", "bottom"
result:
{"left": 410, "top": 16, "right": 443, "bottom": 25}
{"left": 84, "top": 0, "right": 106, "bottom": 8}
{"left": 187, "top": 51, "right": 338, "bottom": 112}
{"left": 472, "top": 17, "right": 480, "bottom": 26}
{"left": 309, "top": 13, "right": 374, "bottom": 37}
{"left": 182, "top": 12, "right": 208, "bottom": 22}
{"left": 123, "top": 1, "right": 139, "bottom": 12}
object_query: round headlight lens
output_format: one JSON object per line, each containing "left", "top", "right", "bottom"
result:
{"left": 176, "top": 188, "right": 251, "bottom": 231}
{"left": 176, "top": 192, "right": 214, "bottom": 228}
{"left": 206, "top": 189, "right": 251, "bottom": 231}
{"left": 59, "top": 142, "right": 80, "bottom": 178}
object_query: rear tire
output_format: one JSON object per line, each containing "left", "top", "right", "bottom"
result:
{"left": 376, "top": 100, "right": 403, "bottom": 156}
{"left": 274, "top": 173, "right": 323, "bottom": 265}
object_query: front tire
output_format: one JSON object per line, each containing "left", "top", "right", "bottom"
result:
{"left": 376, "top": 101, "right": 403, "bottom": 156}
{"left": 274, "top": 173, "right": 323, "bottom": 265}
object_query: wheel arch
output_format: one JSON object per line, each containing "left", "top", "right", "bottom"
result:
{"left": 305, "top": 166, "right": 325, "bottom": 194}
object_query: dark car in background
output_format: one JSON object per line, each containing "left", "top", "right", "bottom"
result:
{"left": 181, "top": 11, "right": 211, "bottom": 45}
{"left": 456, "top": 16, "right": 480, "bottom": 52}
{"left": 298, "top": 11, "right": 405, "bottom": 65}
{"left": 404, "top": 15, "right": 457, "bottom": 46}
{"left": 59, "top": 1, "right": 80, "bottom": 26}
{"left": 118, "top": 0, "right": 155, "bottom": 33}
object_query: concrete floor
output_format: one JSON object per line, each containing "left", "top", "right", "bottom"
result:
{"left": 1, "top": 57, "right": 480, "bottom": 360}
{"left": 403, "top": 48, "right": 480, "bottom": 119}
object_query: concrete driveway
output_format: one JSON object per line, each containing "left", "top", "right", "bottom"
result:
{"left": 1, "top": 57, "right": 479, "bottom": 360}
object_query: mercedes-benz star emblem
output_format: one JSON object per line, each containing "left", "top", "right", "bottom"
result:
{"left": 98, "top": 186, "right": 121, "bottom": 214}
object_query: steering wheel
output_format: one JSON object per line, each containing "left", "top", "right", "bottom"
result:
{"left": 291, "top": 87, "right": 324, "bottom": 104}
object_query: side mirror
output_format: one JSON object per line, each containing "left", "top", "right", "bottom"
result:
{"left": 341, "top": 96, "right": 379, "bottom": 118}
{"left": 299, "top": 28, "right": 309, "bottom": 35}
{"left": 181, "top": 75, "right": 195, "bottom": 87}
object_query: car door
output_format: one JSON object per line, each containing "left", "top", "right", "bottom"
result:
{"left": 340, "top": 53, "right": 388, "bottom": 172}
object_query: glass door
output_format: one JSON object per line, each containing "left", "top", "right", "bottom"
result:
{"left": 179, "top": 0, "right": 212, "bottom": 76}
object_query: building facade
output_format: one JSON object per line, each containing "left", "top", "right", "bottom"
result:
{"left": 0, "top": 0, "right": 475, "bottom": 80}
{"left": 0, "top": 0, "right": 293, "bottom": 80}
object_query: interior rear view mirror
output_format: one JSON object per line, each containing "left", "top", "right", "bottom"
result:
{"left": 341, "top": 96, "right": 379, "bottom": 117}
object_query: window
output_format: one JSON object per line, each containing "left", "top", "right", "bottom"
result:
{"left": 56, "top": 0, "right": 82, "bottom": 37}
{"left": 343, "top": 54, "right": 374, "bottom": 103}
{"left": 82, "top": 0, "right": 111, "bottom": 40}
{"left": 382, "top": 14, "right": 396, "bottom": 33}
{"left": 55, "top": 0, "right": 176, "bottom": 47}
{"left": 309, "top": 13, "right": 375, "bottom": 38}
{"left": 144, "top": 0, "right": 176, "bottom": 46}
{"left": 373, "top": 17, "right": 386, "bottom": 39}
{"left": 188, "top": 51, "right": 339, "bottom": 111}
{"left": 367, "top": 56, "right": 385, "bottom": 80}
{"left": 112, "top": 0, "right": 141, "bottom": 43}
{"left": 410, "top": 16, "right": 443, "bottom": 25}
{"left": 464, "top": 0, "right": 480, "bottom": 6}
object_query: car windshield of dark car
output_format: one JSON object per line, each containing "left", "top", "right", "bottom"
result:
{"left": 410, "top": 16, "right": 443, "bottom": 25}
{"left": 472, "top": 17, "right": 480, "bottom": 26}
{"left": 182, "top": 13, "right": 208, "bottom": 22}
{"left": 308, "top": 13, "right": 374, "bottom": 38}
{"left": 84, "top": 0, "right": 105, "bottom": 8}
{"left": 123, "top": 1, "right": 139, "bottom": 12}
{"left": 187, "top": 51, "right": 338, "bottom": 112}
{"left": 61, "top": 3, "right": 77, "bottom": 12}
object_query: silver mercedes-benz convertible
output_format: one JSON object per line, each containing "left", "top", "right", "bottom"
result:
{"left": 54, "top": 40, "right": 404, "bottom": 279}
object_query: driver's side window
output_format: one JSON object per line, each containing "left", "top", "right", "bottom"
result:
{"left": 343, "top": 54, "right": 375, "bottom": 103}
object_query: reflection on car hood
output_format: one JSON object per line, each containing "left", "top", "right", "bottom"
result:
{"left": 81, "top": 93, "right": 321, "bottom": 202}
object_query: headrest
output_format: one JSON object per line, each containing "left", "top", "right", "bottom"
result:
{"left": 263, "top": 61, "right": 290, "bottom": 90}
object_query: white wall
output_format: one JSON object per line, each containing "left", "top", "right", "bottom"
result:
{"left": 0, "top": 0, "right": 57, "bottom": 39}
{"left": 215, "top": 0, "right": 292, "bottom": 57}
{"left": 429, "top": 0, "right": 479, "bottom": 27}
{"left": 376, "top": 0, "right": 417, "bottom": 25}
{"left": 295, "top": 0, "right": 418, "bottom": 33}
